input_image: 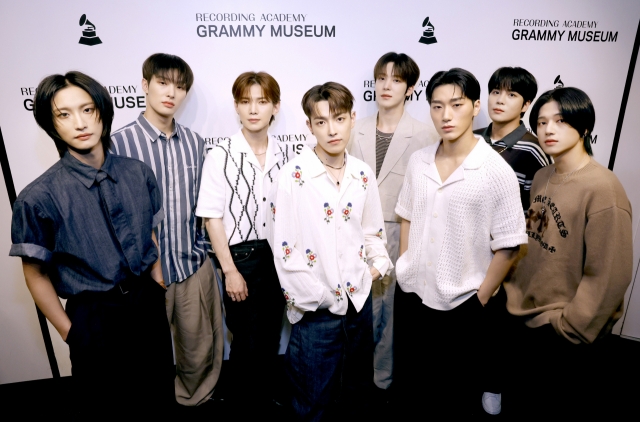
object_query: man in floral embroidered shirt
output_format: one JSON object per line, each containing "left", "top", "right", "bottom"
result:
{"left": 267, "top": 82, "right": 391, "bottom": 421}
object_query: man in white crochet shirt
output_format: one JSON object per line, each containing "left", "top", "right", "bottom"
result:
{"left": 392, "top": 68, "right": 528, "bottom": 418}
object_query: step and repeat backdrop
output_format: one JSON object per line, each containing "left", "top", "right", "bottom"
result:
{"left": 1, "top": 0, "right": 639, "bottom": 383}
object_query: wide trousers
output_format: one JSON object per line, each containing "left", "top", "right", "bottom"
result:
{"left": 394, "top": 286, "right": 485, "bottom": 418}
{"left": 372, "top": 221, "right": 399, "bottom": 389}
{"left": 217, "top": 239, "right": 285, "bottom": 409}
{"left": 65, "top": 273, "right": 174, "bottom": 417}
{"left": 166, "top": 258, "right": 224, "bottom": 405}
{"left": 286, "top": 292, "right": 374, "bottom": 422}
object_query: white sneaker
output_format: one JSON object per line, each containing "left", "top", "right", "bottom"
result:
{"left": 482, "top": 392, "right": 502, "bottom": 415}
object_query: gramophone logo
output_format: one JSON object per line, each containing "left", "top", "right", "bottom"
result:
{"left": 418, "top": 16, "right": 437, "bottom": 45}
{"left": 78, "top": 14, "right": 102, "bottom": 46}
{"left": 554, "top": 75, "right": 564, "bottom": 88}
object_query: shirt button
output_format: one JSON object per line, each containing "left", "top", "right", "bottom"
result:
{"left": 427, "top": 261, "right": 432, "bottom": 267}
{"left": 433, "top": 212, "right": 438, "bottom": 218}
{"left": 263, "top": 223, "right": 266, "bottom": 227}
{"left": 430, "top": 238, "right": 435, "bottom": 243}
{"left": 263, "top": 197, "right": 266, "bottom": 202}
{"left": 438, "top": 188, "right": 443, "bottom": 194}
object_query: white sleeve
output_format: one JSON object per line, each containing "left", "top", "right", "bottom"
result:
{"left": 271, "top": 174, "right": 334, "bottom": 315}
{"left": 195, "top": 147, "right": 227, "bottom": 219}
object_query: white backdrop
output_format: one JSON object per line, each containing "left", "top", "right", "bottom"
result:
{"left": 1, "top": 0, "right": 639, "bottom": 383}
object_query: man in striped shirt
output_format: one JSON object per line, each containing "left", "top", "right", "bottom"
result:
{"left": 110, "top": 53, "right": 223, "bottom": 406}
{"left": 473, "top": 66, "right": 550, "bottom": 416}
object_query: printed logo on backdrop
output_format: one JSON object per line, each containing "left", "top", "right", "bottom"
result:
{"left": 195, "top": 13, "right": 335, "bottom": 38}
{"left": 512, "top": 19, "right": 618, "bottom": 42}
{"left": 362, "top": 80, "right": 430, "bottom": 103}
{"left": 78, "top": 14, "right": 102, "bottom": 46}
{"left": 418, "top": 17, "right": 437, "bottom": 45}
{"left": 204, "top": 135, "right": 308, "bottom": 155}
{"left": 554, "top": 75, "right": 564, "bottom": 88}
{"left": 20, "top": 84, "right": 144, "bottom": 111}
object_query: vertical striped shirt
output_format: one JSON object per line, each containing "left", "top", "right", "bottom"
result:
{"left": 110, "top": 113, "right": 209, "bottom": 285}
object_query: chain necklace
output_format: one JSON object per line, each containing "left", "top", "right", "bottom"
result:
{"left": 314, "top": 147, "right": 346, "bottom": 185}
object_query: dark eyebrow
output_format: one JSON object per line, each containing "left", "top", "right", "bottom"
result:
{"left": 537, "top": 113, "right": 563, "bottom": 120}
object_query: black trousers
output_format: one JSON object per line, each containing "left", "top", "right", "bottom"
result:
{"left": 503, "top": 319, "right": 614, "bottom": 419}
{"left": 394, "top": 286, "right": 485, "bottom": 418}
{"left": 217, "top": 239, "right": 285, "bottom": 406}
{"left": 65, "top": 273, "right": 174, "bottom": 417}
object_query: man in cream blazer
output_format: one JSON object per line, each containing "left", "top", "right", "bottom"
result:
{"left": 348, "top": 52, "right": 438, "bottom": 393}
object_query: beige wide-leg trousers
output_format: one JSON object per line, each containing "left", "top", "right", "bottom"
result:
{"left": 166, "top": 258, "right": 224, "bottom": 405}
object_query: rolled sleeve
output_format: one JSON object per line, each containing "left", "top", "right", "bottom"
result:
{"left": 489, "top": 165, "right": 528, "bottom": 250}
{"left": 395, "top": 156, "right": 415, "bottom": 221}
{"left": 10, "top": 198, "right": 55, "bottom": 263}
{"left": 195, "top": 148, "right": 227, "bottom": 219}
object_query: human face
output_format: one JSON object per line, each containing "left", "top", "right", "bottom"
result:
{"left": 234, "top": 84, "right": 280, "bottom": 132}
{"left": 429, "top": 84, "right": 480, "bottom": 142}
{"left": 536, "top": 100, "right": 584, "bottom": 159}
{"left": 375, "top": 62, "right": 414, "bottom": 109}
{"left": 52, "top": 85, "right": 103, "bottom": 155}
{"left": 306, "top": 101, "right": 355, "bottom": 157}
{"left": 142, "top": 72, "right": 188, "bottom": 119}
{"left": 488, "top": 88, "right": 529, "bottom": 124}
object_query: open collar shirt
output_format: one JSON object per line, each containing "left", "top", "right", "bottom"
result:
{"left": 268, "top": 146, "right": 392, "bottom": 324}
{"left": 10, "top": 152, "right": 163, "bottom": 298}
{"left": 395, "top": 136, "right": 527, "bottom": 310}
{"left": 110, "top": 113, "right": 208, "bottom": 285}
{"left": 195, "top": 129, "right": 290, "bottom": 246}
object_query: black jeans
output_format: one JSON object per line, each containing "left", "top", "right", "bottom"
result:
{"left": 394, "top": 286, "right": 485, "bottom": 418}
{"left": 65, "top": 273, "right": 174, "bottom": 417}
{"left": 217, "top": 239, "right": 285, "bottom": 406}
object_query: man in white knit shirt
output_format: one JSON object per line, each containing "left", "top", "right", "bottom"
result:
{"left": 393, "top": 68, "right": 527, "bottom": 418}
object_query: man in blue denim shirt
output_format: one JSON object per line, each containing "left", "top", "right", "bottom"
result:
{"left": 10, "top": 71, "right": 174, "bottom": 416}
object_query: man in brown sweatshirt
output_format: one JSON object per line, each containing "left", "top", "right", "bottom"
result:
{"left": 503, "top": 87, "right": 632, "bottom": 418}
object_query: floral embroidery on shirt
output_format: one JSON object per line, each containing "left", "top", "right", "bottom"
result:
{"left": 306, "top": 249, "right": 317, "bottom": 267}
{"left": 270, "top": 202, "right": 276, "bottom": 221}
{"left": 282, "top": 242, "right": 292, "bottom": 262}
{"left": 342, "top": 202, "right": 352, "bottom": 222}
{"left": 323, "top": 202, "right": 334, "bottom": 223}
{"left": 359, "top": 245, "right": 367, "bottom": 263}
{"left": 346, "top": 282, "right": 357, "bottom": 296}
{"left": 360, "top": 171, "right": 368, "bottom": 190}
{"left": 334, "top": 284, "right": 344, "bottom": 301}
{"left": 282, "top": 288, "right": 296, "bottom": 310}
{"left": 292, "top": 165, "right": 305, "bottom": 186}
{"left": 376, "top": 228, "right": 383, "bottom": 239}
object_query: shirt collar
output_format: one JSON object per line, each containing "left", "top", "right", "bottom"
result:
{"left": 136, "top": 112, "right": 180, "bottom": 142}
{"left": 61, "top": 151, "right": 118, "bottom": 188}
{"left": 422, "top": 135, "right": 489, "bottom": 170}
{"left": 230, "top": 129, "right": 283, "bottom": 170}
{"left": 300, "top": 145, "right": 357, "bottom": 179}
{"left": 479, "top": 121, "right": 528, "bottom": 148}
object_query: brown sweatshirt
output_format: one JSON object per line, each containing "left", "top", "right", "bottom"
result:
{"left": 504, "top": 158, "right": 633, "bottom": 344}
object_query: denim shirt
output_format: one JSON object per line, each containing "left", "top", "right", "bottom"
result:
{"left": 10, "top": 152, "right": 164, "bottom": 298}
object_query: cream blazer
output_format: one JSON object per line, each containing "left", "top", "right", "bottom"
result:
{"left": 348, "top": 111, "right": 438, "bottom": 223}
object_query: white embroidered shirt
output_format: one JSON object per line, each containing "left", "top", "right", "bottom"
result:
{"left": 268, "top": 146, "right": 392, "bottom": 324}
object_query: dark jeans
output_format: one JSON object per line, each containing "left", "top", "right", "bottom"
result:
{"left": 217, "top": 239, "right": 285, "bottom": 405}
{"left": 285, "top": 292, "right": 373, "bottom": 422}
{"left": 481, "top": 286, "right": 510, "bottom": 394}
{"left": 65, "top": 273, "right": 174, "bottom": 417}
{"left": 504, "top": 319, "right": 614, "bottom": 419}
{"left": 394, "top": 286, "right": 485, "bottom": 419}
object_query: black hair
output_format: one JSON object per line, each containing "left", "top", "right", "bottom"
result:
{"left": 528, "top": 87, "right": 595, "bottom": 156}
{"left": 488, "top": 67, "right": 538, "bottom": 117}
{"left": 373, "top": 52, "right": 420, "bottom": 92}
{"left": 33, "top": 71, "right": 114, "bottom": 158}
{"left": 426, "top": 68, "right": 481, "bottom": 104}
{"left": 142, "top": 53, "right": 194, "bottom": 92}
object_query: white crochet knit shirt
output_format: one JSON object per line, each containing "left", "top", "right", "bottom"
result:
{"left": 395, "top": 136, "right": 527, "bottom": 310}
